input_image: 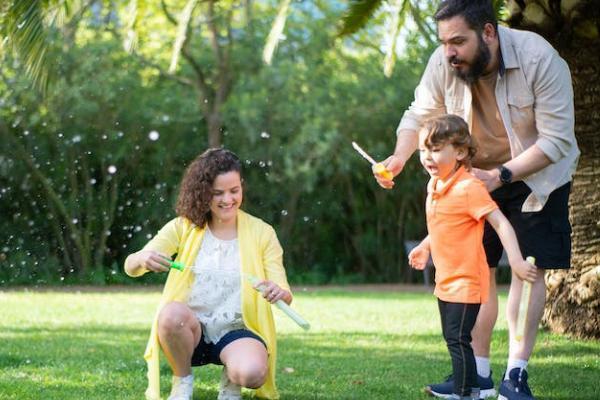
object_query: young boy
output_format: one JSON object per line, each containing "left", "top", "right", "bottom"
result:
{"left": 408, "top": 115, "right": 536, "bottom": 400}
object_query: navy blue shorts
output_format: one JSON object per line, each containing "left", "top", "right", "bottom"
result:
{"left": 483, "top": 181, "right": 571, "bottom": 270}
{"left": 191, "top": 329, "right": 266, "bottom": 366}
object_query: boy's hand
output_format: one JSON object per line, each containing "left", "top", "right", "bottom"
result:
{"left": 408, "top": 245, "right": 430, "bottom": 270}
{"left": 511, "top": 258, "right": 537, "bottom": 283}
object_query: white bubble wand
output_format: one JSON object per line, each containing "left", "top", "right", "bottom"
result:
{"left": 245, "top": 274, "right": 310, "bottom": 331}
{"left": 515, "top": 256, "right": 536, "bottom": 342}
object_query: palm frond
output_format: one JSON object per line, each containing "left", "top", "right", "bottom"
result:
{"left": 2, "top": 1, "right": 52, "bottom": 92}
{"left": 338, "top": 0, "right": 385, "bottom": 37}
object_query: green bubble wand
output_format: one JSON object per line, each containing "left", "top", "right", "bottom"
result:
{"left": 168, "top": 260, "right": 186, "bottom": 271}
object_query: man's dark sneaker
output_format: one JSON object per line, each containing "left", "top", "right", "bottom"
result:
{"left": 498, "top": 368, "right": 535, "bottom": 400}
{"left": 424, "top": 372, "right": 496, "bottom": 399}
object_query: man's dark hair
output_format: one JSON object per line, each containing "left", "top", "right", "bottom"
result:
{"left": 434, "top": 0, "right": 497, "bottom": 32}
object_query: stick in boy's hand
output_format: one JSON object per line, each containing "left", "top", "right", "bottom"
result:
{"left": 515, "top": 256, "right": 536, "bottom": 342}
{"left": 245, "top": 274, "right": 310, "bottom": 331}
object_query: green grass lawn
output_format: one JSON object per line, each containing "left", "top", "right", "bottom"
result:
{"left": 0, "top": 287, "right": 598, "bottom": 399}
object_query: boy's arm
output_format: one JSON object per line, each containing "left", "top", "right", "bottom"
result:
{"left": 485, "top": 209, "right": 537, "bottom": 282}
{"left": 408, "top": 235, "right": 431, "bottom": 270}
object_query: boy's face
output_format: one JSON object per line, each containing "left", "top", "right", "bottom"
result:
{"left": 418, "top": 128, "right": 466, "bottom": 180}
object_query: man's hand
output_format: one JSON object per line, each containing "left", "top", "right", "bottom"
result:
{"left": 374, "top": 155, "right": 405, "bottom": 189}
{"left": 471, "top": 167, "right": 502, "bottom": 192}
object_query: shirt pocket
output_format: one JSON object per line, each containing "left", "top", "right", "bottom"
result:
{"left": 507, "top": 93, "right": 535, "bottom": 136}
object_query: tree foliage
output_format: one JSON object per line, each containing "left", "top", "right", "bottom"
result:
{"left": 0, "top": 1, "right": 432, "bottom": 285}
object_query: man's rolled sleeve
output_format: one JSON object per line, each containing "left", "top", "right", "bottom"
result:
{"left": 397, "top": 48, "right": 446, "bottom": 134}
{"left": 532, "top": 49, "right": 576, "bottom": 163}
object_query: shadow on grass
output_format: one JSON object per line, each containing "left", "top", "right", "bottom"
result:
{"left": 0, "top": 327, "right": 598, "bottom": 399}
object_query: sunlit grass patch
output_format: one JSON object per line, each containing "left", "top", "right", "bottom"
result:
{"left": 0, "top": 288, "right": 598, "bottom": 399}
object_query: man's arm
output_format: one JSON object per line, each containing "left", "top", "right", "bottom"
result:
{"left": 473, "top": 46, "right": 574, "bottom": 192}
{"left": 374, "top": 129, "right": 419, "bottom": 189}
{"left": 473, "top": 145, "right": 552, "bottom": 192}
{"left": 375, "top": 47, "right": 446, "bottom": 189}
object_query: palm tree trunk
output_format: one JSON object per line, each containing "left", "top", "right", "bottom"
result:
{"left": 542, "top": 39, "right": 600, "bottom": 339}
{"left": 506, "top": 0, "right": 600, "bottom": 339}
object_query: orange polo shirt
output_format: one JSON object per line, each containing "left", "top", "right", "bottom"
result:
{"left": 426, "top": 166, "right": 498, "bottom": 304}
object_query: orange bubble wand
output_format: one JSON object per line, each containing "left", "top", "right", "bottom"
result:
{"left": 351, "top": 141, "right": 393, "bottom": 180}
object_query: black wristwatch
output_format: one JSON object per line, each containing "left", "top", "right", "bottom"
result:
{"left": 497, "top": 165, "right": 513, "bottom": 185}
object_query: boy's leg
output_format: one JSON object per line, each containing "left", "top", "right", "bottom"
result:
{"left": 438, "top": 300, "right": 481, "bottom": 396}
{"left": 471, "top": 269, "right": 498, "bottom": 375}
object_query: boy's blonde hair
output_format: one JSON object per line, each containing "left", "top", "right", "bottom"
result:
{"left": 421, "top": 114, "right": 477, "bottom": 169}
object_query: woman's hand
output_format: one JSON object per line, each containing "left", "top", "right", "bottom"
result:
{"left": 134, "top": 250, "right": 171, "bottom": 273}
{"left": 254, "top": 280, "right": 292, "bottom": 304}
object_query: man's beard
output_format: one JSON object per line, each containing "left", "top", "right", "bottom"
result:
{"left": 448, "top": 36, "right": 491, "bottom": 84}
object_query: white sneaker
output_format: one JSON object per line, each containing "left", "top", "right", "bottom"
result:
{"left": 167, "top": 374, "right": 194, "bottom": 400}
{"left": 218, "top": 367, "right": 242, "bottom": 400}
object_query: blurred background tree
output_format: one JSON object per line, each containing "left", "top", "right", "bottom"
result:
{"left": 0, "top": 0, "right": 436, "bottom": 286}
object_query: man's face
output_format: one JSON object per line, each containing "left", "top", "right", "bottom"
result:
{"left": 438, "top": 15, "right": 491, "bottom": 83}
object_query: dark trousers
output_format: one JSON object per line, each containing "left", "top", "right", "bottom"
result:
{"left": 438, "top": 299, "right": 481, "bottom": 396}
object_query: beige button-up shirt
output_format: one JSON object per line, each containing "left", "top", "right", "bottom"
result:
{"left": 398, "top": 26, "right": 579, "bottom": 211}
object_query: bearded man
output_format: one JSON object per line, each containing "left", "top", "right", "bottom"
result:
{"left": 375, "top": 1, "right": 579, "bottom": 399}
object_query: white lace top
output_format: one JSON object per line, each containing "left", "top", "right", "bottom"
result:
{"left": 187, "top": 229, "right": 245, "bottom": 344}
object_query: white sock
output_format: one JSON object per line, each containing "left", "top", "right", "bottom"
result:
{"left": 172, "top": 374, "right": 194, "bottom": 386}
{"left": 219, "top": 368, "right": 241, "bottom": 399}
{"left": 475, "top": 356, "right": 490, "bottom": 378}
{"left": 504, "top": 359, "right": 528, "bottom": 379}
{"left": 173, "top": 374, "right": 194, "bottom": 383}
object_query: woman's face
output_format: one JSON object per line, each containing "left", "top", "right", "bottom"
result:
{"left": 209, "top": 170, "right": 243, "bottom": 224}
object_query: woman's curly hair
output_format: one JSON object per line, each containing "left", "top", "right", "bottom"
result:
{"left": 176, "top": 148, "right": 242, "bottom": 227}
{"left": 421, "top": 114, "right": 477, "bottom": 170}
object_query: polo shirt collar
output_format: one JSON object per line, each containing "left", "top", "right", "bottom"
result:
{"left": 428, "top": 165, "right": 467, "bottom": 199}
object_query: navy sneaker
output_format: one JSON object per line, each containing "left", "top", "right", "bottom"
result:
{"left": 498, "top": 368, "right": 535, "bottom": 400}
{"left": 425, "top": 372, "right": 496, "bottom": 399}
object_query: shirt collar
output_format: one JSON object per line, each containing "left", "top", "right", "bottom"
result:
{"left": 428, "top": 165, "right": 467, "bottom": 199}
{"left": 497, "top": 25, "right": 519, "bottom": 74}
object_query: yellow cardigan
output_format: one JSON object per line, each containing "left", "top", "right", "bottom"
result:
{"left": 125, "top": 210, "right": 291, "bottom": 400}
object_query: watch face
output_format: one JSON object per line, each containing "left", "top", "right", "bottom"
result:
{"left": 500, "top": 166, "right": 512, "bottom": 183}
